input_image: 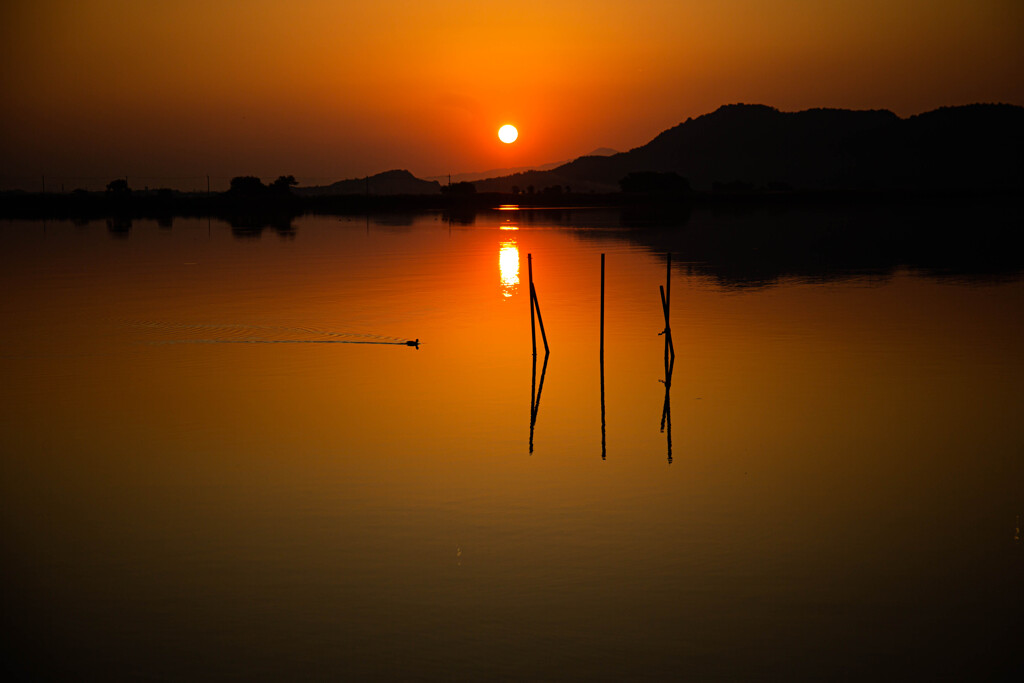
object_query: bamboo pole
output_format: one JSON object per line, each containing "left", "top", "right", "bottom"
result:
{"left": 665, "top": 253, "right": 671, "bottom": 312}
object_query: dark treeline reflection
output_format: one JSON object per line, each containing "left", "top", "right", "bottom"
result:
{"left": 227, "top": 212, "right": 296, "bottom": 239}
{"left": 442, "top": 199, "right": 1022, "bottom": 286}
{"left": 610, "top": 199, "right": 1024, "bottom": 287}
{"left": 105, "top": 216, "right": 132, "bottom": 237}
{"left": 27, "top": 198, "right": 1024, "bottom": 282}
{"left": 95, "top": 212, "right": 298, "bottom": 239}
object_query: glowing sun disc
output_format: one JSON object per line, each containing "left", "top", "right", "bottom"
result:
{"left": 498, "top": 124, "right": 518, "bottom": 144}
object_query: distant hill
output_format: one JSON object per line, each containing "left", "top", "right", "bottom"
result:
{"left": 473, "top": 103, "right": 1024, "bottom": 192}
{"left": 296, "top": 169, "right": 441, "bottom": 196}
{"left": 426, "top": 161, "right": 566, "bottom": 185}
{"left": 427, "top": 147, "right": 618, "bottom": 185}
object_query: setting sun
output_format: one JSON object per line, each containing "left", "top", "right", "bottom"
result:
{"left": 498, "top": 124, "right": 518, "bottom": 144}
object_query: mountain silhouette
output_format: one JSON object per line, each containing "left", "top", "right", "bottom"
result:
{"left": 473, "top": 103, "right": 1024, "bottom": 192}
{"left": 427, "top": 148, "right": 617, "bottom": 185}
{"left": 296, "top": 169, "right": 441, "bottom": 196}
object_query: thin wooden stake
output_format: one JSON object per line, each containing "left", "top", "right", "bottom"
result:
{"left": 666, "top": 253, "right": 671, "bottom": 312}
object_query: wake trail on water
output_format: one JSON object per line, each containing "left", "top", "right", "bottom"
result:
{"left": 131, "top": 321, "right": 417, "bottom": 346}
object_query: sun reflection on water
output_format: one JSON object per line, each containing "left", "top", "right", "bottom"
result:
{"left": 499, "top": 240, "right": 520, "bottom": 298}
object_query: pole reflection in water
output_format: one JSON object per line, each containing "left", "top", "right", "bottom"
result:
{"left": 659, "top": 253, "right": 675, "bottom": 462}
{"left": 527, "top": 250, "right": 550, "bottom": 453}
{"left": 660, "top": 336, "right": 675, "bottom": 463}
{"left": 600, "top": 350, "right": 606, "bottom": 460}
{"left": 3, "top": 214, "right": 1022, "bottom": 680}
{"left": 600, "top": 254, "right": 606, "bottom": 460}
{"left": 529, "top": 350, "right": 550, "bottom": 454}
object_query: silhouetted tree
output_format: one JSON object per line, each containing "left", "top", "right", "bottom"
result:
{"left": 106, "top": 178, "right": 130, "bottom": 194}
{"left": 441, "top": 181, "right": 476, "bottom": 195}
{"left": 270, "top": 175, "right": 297, "bottom": 194}
{"left": 229, "top": 176, "right": 266, "bottom": 195}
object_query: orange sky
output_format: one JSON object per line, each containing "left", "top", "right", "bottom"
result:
{"left": 1, "top": 0, "right": 1022, "bottom": 190}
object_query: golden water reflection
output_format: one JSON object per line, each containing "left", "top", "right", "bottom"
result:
{"left": 499, "top": 239, "right": 520, "bottom": 298}
{"left": 2, "top": 214, "right": 1022, "bottom": 681}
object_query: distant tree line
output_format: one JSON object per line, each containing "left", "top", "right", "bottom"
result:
{"left": 99, "top": 175, "right": 299, "bottom": 196}
{"left": 102, "top": 171, "right": 691, "bottom": 198}
{"left": 229, "top": 175, "right": 297, "bottom": 195}
{"left": 508, "top": 184, "right": 573, "bottom": 195}
{"left": 440, "top": 181, "right": 476, "bottom": 195}
{"left": 106, "top": 178, "right": 131, "bottom": 194}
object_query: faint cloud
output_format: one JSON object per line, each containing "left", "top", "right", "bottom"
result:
{"left": 437, "top": 92, "right": 483, "bottom": 117}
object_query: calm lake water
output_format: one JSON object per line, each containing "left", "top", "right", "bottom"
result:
{"left": 2, "top": 207, "right": 1022, "bottom": 681}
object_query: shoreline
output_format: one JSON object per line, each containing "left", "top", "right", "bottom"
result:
{"left": 1, "top": 187, "right": 1020, "bottom": 221}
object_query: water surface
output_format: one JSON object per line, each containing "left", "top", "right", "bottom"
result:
{"left": 1, "top": 209, "right": 1022, "bottom": 680}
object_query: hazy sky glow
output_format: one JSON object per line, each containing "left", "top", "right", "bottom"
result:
{"left": 2, "top": 0, "right": 1022, "bottom": 190}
